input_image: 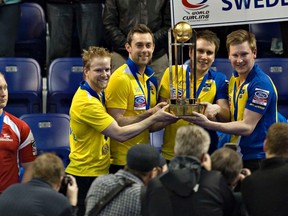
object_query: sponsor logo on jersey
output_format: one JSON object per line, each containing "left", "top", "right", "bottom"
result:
{"left": 252, "top": 88, "right": 269, "bottom": 106}
{"left": 134, "top": 95, "right": 146, "bottom": 110}
{"left": 0, "top": 133, "right": 13, "bottom": 141}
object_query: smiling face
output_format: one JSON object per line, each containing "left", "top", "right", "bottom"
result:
{"left": 228, "top": 41, "right": 256, "bottom": 78}
{"left": 84, "top": 56, "right": 111, "bottom": 94}
{"left": 125, "top": 32, "right": 155, "bottom": 72}
{"left": 0, "top": 74, "right": 8, "bottom": 112}
{"left": 190, "top": 38, "right": 216, "bottom": 76}
{"left": 188, "top": 30, "right": 220, "bottom": 77}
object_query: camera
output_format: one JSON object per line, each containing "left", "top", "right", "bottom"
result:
{"left": 59, "top": 175, "right": 72, "bottom": 195}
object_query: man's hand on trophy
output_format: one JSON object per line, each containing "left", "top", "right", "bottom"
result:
{"left": 149, "top": 102, "right": 169, "bottom": 115}
{"left": 153, "top": 104, "right": 179, "bottom": 122}
{"left": 182, "top": 111, "right": 209, "bottom": 127}
{"left": 202, "top": 102, "right": 220, "bottom": 121}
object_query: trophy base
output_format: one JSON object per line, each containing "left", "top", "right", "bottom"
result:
{"left": 169, "top": 98, "right": 206, "bottom": 117}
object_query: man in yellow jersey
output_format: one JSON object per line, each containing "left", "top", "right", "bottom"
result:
{"left": 105, "top": 24, "right": 177, "bottom": 174}
{"left": 159, "top": 30, "right": 230, "bottom": 162}
{"left": 185, "top": 30, "right": 278, "bottom": 172}
{"left": 66, "top": 46, "right": 177, "bottom": 216}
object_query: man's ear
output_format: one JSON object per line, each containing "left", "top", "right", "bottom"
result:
{"left": 253, "top": 48, "right": 257, "bottom": 59}
{"left": 142, "top": 170, "right": 155, "bottom": 185}
{"left": 188, "top": 47, "right": 193, "bottom": 58}
{"left": 125, "top": 43, "right": 130, "bottom": 52}
{"left": 201, "top": 153, "right": 211, "bottom": 171}
{"left": 83, "top": 67, "right": 88, "bottom": 78}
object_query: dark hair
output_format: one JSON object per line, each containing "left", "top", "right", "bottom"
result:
{"left": 211, "top": 147, "right": 242, "bottom": 186}
{"left": 124, "top": 166, "right": 150, "bottom": 180}
{"left": 126, "top": 24, "right": 155, "bottom": 45}
{"left": 196, "top": 29, "right": 220, "bottom": 55}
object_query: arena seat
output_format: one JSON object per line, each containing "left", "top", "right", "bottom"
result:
{"left": 15, "top": 2, "right": 46, "bottom": 74}
{"left": 211, "top": 58, "right": 234, "bottom": 79}
{"left": 255, "top": 58, "right": 288, "bottom": 118}
{"left": 20, "top": 113, "right": 71, "bottom": 167}
{"left": 0, "top": 57, "right": 42, "bottom": 117}
{"left": 47, "top": 58, "right": 83, "bottom": 114}
{"left": 249, "top": 22, "right": 282, "bottom": 57}
{"left": 185, "top": 58, "right": 233, "bottom": 79}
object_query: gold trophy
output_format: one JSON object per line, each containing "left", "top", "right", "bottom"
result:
{"left": 168, "top": 22, "right": 206, "bottom": 116}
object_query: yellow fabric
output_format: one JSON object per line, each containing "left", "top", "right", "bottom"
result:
{"left": 160, "top": 65, "right": 218, "bottom": 160}
{"left": 105, "top": 64, "right": 157, "bottom": 165}
{"left": 228, "top": 76, "right": 247, "bottom": 144}
{"left": 66, "top": 88, "right": 114, "bottom": 176}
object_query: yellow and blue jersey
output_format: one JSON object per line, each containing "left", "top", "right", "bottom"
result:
{"left": 105, "top": 58, "right": 158, "bottom": 165}
{"left": 228, "top": 64, "right": 278, "bottom": 160}
{"left": 159, "top": 65, "right": 228, "bottom": 160}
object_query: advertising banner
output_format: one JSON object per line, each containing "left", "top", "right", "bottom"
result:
{"left": 171, "top": 0, "right": 288, "bottom": 27}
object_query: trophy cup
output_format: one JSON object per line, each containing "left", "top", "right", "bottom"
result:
{"left": 168, "top": 22, "right": 206, "bottom": 116}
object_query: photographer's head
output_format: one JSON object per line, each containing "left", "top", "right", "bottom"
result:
{"left": 174, "top": 125, "right": 210, "bottom": 159}
{"left": 125, "top": 144, "right": 163, "bottom": 185}
{"left": 264, "top": 122, "right": 288, "bottom": 158}
{"left": 32, "top": 153, "right": 65, "bottom": 190}
{"left": 211, "top": 147, "right": 243, "bottom": 188}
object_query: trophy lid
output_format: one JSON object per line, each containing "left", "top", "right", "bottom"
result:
{"left": 172, "top": 22, "right": 193, "bottom": 43}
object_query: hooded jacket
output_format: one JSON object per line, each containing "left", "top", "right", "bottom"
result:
{"left": 144, "top": 156, "right": 236, "bottom": 216}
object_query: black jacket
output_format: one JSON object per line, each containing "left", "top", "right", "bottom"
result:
{"left": 103, "top": 0, "right": 171, "bottom": 59}
{"left": 144, "top": 156, "right": 236, "bottom": 216}
{"left": 242, "top": 157, "right": 288, "bottom": 216}
{"left": 0, "top": 178, "right": 74, "bottom": 216}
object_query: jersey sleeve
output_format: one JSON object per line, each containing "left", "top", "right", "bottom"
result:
{"left": 214, "top": 72, "right": 229, "bottom": 101}
{"left": 246, "top": 78, "right": 276, "bottom": 115}
{"left": 17, "top": 119, "right": 37, "bottom": 163}
{"left": 105, "top": 72, "right": 131, "bottom": 109}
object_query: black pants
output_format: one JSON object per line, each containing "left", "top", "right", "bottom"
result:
{"left": 70, "top": 175, "right": 96, "bottom": 216}
{"left": 0, "top": 3, "right": 20, "bottom": 57}
{"left": 109, "top": 164, "right": 124, "bottom": 174}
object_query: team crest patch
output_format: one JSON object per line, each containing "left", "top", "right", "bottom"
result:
{"left": 203, "top": 83, "right": 211, "bottom": 92}
{"left": 102, "top": 143, "right": 109, "bottom": 155}
{"left": 252, "top": 88, "right": 269, "bottom": 106}
{"left": 134, "top": 95, "right": 146, "bottom": 110}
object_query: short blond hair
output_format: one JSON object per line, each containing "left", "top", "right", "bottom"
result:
{"left": 226, "top": 29, "right": 257, "bottom": 54}
{"left": 82, "top": 46, "right": 112, "bottom": 70}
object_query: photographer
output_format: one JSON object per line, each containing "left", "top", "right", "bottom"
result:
{"left": 0, "top": 153, "right": 78, "bottom": 216}
{"left": 211, "top": 147, "right": 250, "bottom": 216}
